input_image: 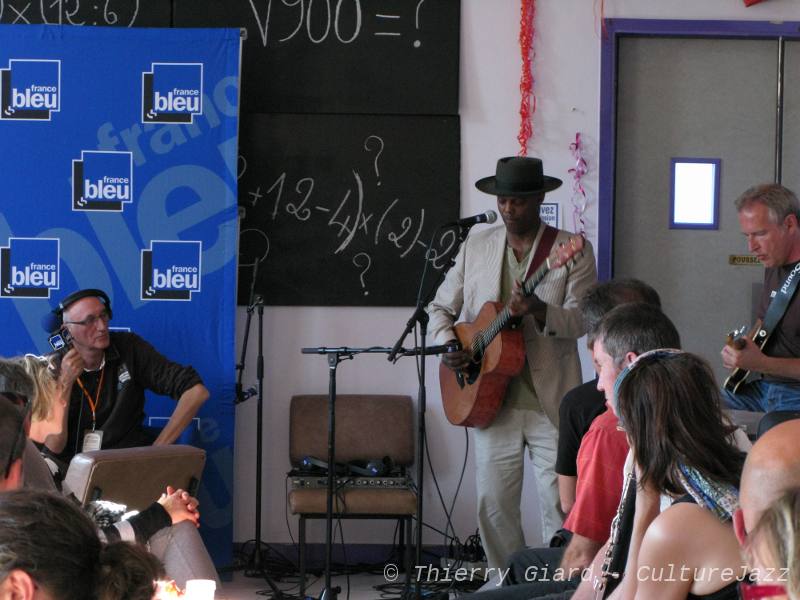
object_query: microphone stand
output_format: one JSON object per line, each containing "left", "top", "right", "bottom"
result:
{"left": 236, "top": 262, "right": 283, "bottom": 600}
{"left": 301, "top": 222, "right": 472, "bottom": 600}
{"left": 386, "top": 224, "right": 472, "bottom": 600}
{"left": 300, "top": 346, "right": 399, "bottom": 600}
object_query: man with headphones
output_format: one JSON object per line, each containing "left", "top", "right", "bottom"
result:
{"left": 43, "top": 288, "right": 209, "bottom": 462}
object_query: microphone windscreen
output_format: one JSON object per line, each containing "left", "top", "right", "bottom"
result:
{"left": 485, "top": 210, "right": 498, "bottom": 224}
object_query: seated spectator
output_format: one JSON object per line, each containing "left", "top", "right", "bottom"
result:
{"left": 742, "top": 489, "right": 798, "bottom": 600}
{"left": 0, "top": 488, "right": 164, "bottom": 600}
{"left": 1, "top": 356, "right": 218, "bottom": 588}
{"left": 556, "top": 278, "right": 661, "bottom": 514}
{"left": 43, "top": 288, "right": 209, "bottom": 462}
{"left": 734, "top": 420, "right": 800, "bottom": 600}
{"left": 608, "top": 350, "right": 746, "bottom": 599}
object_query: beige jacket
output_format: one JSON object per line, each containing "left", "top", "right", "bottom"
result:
{"left": 427, "top": 224, "right": 597, "bottom": 426}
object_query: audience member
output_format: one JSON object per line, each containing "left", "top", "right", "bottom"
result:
{"left": 0, "top": 488, "right": 164, "bottom": 600}
{"left": 0, "top": 366, "right": 32, "bottom": 491}
{"left": 599, "top": 351, "right": 745, "bottom": 599}
{"left": 734, "top": 420, "right": 800, "bottom": 600}
{"left": 556, "top": 279, "right": 661, "bottom": 514}
{"left": 742, "top": 488, "right": 798, "bottom": 600}
{"left": 0, "top": 356, "right": 218, "bottom": 588}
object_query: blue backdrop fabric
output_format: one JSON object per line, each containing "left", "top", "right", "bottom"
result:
{"left": 0, "top": 24, "right": 240, "bottom": 567}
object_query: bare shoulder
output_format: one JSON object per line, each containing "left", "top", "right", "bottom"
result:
{"left": 644, "top": 502, "right": 713, "bottom": 544}
{"left": 639, "top": 502, "right": 743, "bottom": 597}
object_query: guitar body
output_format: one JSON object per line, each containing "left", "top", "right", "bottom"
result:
{"left": 724, "top": 319, "right": 768, "bottom": 394}
{"left": 440, "top": 301, "right": 526, "bottom": 428}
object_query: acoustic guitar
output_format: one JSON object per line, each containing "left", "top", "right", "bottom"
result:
{"left": 723, "top": 319, "right": 769, "bottom": 394}
{"left": 440, "top": 235, "right": 585, "bottom": 428}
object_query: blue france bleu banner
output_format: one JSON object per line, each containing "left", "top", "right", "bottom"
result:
{"left": 0, "top": 24, "right": 241, "bottom": 567}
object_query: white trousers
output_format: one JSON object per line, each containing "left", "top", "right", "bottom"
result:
{"left": 473, "top": 406, "right": 563, "bottom": 570}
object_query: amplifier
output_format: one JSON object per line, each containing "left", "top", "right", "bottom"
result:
{"left": 289, "top": 474, "right": 411, "bottom": 490}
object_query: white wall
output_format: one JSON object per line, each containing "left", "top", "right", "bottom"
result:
{"left": 232, "top": 0, "right": 800, "bottom": 547}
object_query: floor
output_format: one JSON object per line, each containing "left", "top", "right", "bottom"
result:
{"left": 218, "top": 572, "right": 396, "bottom": 600}
{"left": 214, "top": 563, "right": 485, "bottom": 599}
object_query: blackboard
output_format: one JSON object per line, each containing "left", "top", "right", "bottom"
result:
{"left": 173, "top": 0, "right": 460, "bottom": 115}
{"left": 237, "top": 113, "right": 461, "bottom": 306}
{"left": 0, "top": 1, "right": 169, "bottom": 26}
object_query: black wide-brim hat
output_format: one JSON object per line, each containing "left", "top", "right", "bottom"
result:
{"left": 475, "top": 156, "right": 562, "bottom": 197}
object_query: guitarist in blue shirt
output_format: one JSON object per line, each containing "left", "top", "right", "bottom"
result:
{"left": 427, "top": 156, "right": 597, "bottom": 570}
{"left": 721, "top": 183, "right": 800, "bottom": 413}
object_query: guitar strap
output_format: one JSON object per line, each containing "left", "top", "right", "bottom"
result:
{"left": 761, "top": 262, "right": 800, "bottom": 337}
{"left": 525, "top": 225, "right": 559, "bottom": 281}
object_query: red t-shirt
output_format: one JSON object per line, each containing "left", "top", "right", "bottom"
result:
{"left": 562, "top": 408, "right": 629, "bottom": 543}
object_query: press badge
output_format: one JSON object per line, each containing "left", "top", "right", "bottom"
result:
{"left": 82, "top": 429, "right": 104, "bottom": 452}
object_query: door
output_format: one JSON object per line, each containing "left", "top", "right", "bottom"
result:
{"left": 614, "top": 36, "right": 776, "bottom": 383}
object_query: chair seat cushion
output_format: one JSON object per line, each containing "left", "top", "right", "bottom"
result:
{"left": 289, "top": 488, "right": 416, "bottom": 516}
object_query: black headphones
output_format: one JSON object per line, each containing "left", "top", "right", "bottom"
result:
{"left": 44, "top": 288, "right": 113, "bottom": 332}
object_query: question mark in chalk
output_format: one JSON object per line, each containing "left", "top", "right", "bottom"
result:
{"left": 414, "top": 0, "right": 425, "bottom": 48}
{"left": 364, "top": 135, "right": 384, "bottom": 186}
{"left": 353, "top": 252, "right": 371, "bottom": 296}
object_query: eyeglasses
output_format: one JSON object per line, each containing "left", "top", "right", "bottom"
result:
{"left": 63, "top": 310, "right": 110, "bottom": 328}
{"left": 2, "top": 392, "right": 30, "bottom": 479}
{"left": 739, "top": 582, "right": 788, "bottom": 599}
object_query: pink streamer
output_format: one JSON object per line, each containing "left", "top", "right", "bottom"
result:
{"left": 569, "top": 132, "right": 588, "bottom": 234}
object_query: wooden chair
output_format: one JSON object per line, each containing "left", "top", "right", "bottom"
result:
{"left": 288, "top": 394, "right": 416, "bottom": 596}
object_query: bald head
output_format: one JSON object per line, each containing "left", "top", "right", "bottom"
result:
{"left": 741, "top": 419, "right": 800, "bottom": 532}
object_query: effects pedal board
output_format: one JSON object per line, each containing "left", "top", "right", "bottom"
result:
{"left": 290, "top": 473, "right": 411, "bottom": 490}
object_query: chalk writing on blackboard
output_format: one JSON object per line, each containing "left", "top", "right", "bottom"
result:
{"left": 245, "top": 0, "right": 430, "bottom": 49}
{"left": 236, "top": 112, "right": 460, "bottom": 306}
{"left": 239, "top": 134, "right": 459, "bottom": 297}
{"left": 0, "top": 0, "right": 140, "bottom": 26}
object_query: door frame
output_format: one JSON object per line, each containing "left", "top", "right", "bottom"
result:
{"left": 598, "top": 18, "right": 800, "bottom": 280}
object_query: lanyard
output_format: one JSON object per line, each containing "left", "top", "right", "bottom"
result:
{"left": 76, "top": 366, "right": 105, "bottom": 431}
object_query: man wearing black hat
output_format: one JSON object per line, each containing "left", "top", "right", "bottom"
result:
{"left": 427, "top": 157, "right": 596, "bottom": 570}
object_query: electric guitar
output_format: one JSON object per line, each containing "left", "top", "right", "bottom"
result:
{"left": 723, "top": 319, "right": 769, "bottom": 394}
{"left": 439, "top": 235, "right": 585, "bottom": 428}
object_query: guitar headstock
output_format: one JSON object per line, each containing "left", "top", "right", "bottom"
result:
{"left": 549, "top": 235, "right": 585, "bottom": 270}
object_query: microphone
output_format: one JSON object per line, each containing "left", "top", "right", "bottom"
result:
{"left": 444, "top": 210, "right": 497, "bottom": 228}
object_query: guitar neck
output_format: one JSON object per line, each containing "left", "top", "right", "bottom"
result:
{"left": 472, "top": 258, "right": 552, "bottom": 354}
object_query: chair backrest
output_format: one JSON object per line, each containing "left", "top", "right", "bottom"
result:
{"left": 289, "top": 394, "right": 414, "bottom": 467}
{"left": 21, "top": 440, "right": 58, "bottom": 492}
{"left": 64, "top": 444, "right": 206, "bottom": 511}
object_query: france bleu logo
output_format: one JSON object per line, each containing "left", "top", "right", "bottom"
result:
{"left": 141, "top": 240, "right": 202, "bottom": 301}
{"left": 72, "top": 151, "right": 133, "bottom": 212}
{"left": 0, "top": 59, "right": 60, "bottom": 121}
{"left": 142, "top": 63, "right": 203, "bottom": 124}
{"left": 0, "top": 238, "right": 60, "bottom": 298}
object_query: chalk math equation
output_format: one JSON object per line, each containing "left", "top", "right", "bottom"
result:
{"left": 246, "top": 0, "right": 430, "bottom": 49}
{"left": 237, "top": 132, "right": 460, "bottom": 304}
{"left": 0, "top": 0, "right": 139, "bottom": 26}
